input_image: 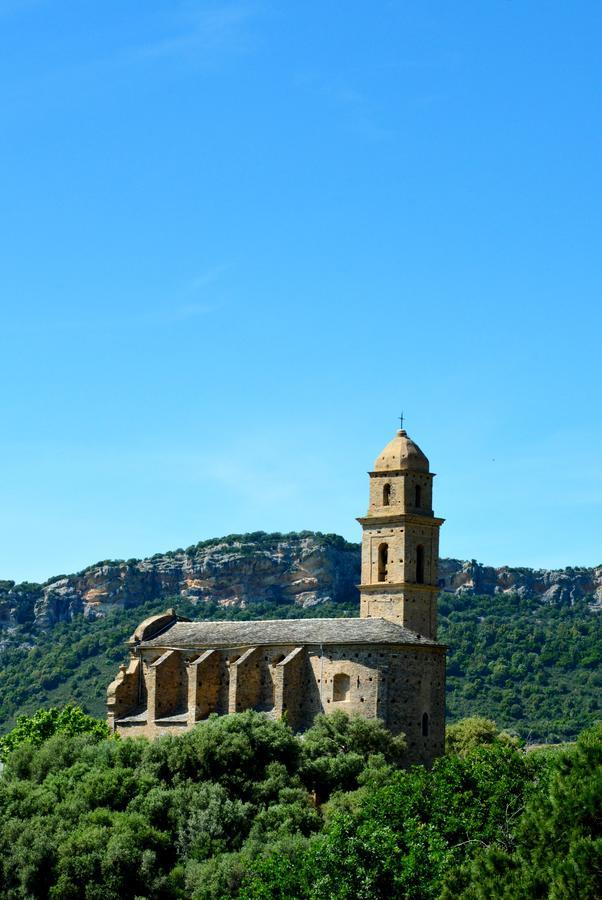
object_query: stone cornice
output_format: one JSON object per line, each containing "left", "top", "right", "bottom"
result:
{"left": 368, "top": 470, "right": 436, "bottom": 478}
{"left": 358, "top": 581, "right": 440, "bottom": 593}
{"left": 356, "top": 514, "right": 445, "bottom": 527}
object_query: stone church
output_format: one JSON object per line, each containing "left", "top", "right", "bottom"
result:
{"left": 107, "top": 429, "right": 446, "bottom": 765}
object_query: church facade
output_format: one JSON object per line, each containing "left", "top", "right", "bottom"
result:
{"left": 107, "top": 429, "right": 446, "bottom": 765}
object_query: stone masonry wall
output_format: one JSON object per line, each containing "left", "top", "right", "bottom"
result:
{"left": 188, "top": 649, "right": 220, "bottom": 724}
{"left": 229, "top": 648, "right": 262, "bottom": 713}
{"left": 113, "top": 642, "right": 445, "bottom": 765}
{"left": 150, "top": 650, "right": 187, "bottom": 720}
{"left": 274, "top": 647, "right": 306, "bottom": 732}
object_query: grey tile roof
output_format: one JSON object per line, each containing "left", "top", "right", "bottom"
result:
{"left": 138, "top": 617, "right": 442, "bottom": 649}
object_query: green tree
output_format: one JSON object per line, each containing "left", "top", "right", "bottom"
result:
{"left": 243, "top": 739, "right": 541, "bottom": 899}
{"left": 0, "top": 704, "right": 109, "bottom": 760}
{"left": 445, "top": 723, "right": 602, "bottom": 898}
{"left": 299, "top": 711, "right": 406, "bottom": 802}
{"left": 446, "top": 716, "right": 519, "bottom": 756}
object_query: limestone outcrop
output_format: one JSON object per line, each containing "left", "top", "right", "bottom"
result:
{"left": 0, "top": 532, "right": 600, "bottom": 633}
{"left": 0, "top": 533, "right": 360, "bottom": 631}
{"left": 438, "top": 558, "right": 602, "bottom": 607}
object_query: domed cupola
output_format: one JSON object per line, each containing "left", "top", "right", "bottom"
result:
{"left": 373, "top": 429, "right": 429, "bottom": 473}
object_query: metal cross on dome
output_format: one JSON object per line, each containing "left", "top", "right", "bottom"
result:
{"left": 398, "top": 412, "right": 405, "bottom": 430}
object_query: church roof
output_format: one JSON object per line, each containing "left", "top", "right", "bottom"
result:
{"left": 373, "top": 429, "right": 429, "bottom": 473}
{"left": 137, "top": 617, "right": 441, "bottom": 649}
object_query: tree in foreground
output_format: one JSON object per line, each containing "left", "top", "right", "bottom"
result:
{"left": 0, "top": 704, "right": 109, "bottom": 759}
{"left": 241, "top": 731, "right": 544, "bottom": 899}
{"left": 0, "top": 707, "right": 599, "bottom": 899}
{"left": 445, "top": 716, "right": 520, "bottom": 756}
{"left": 299, "top": 710, "right": 407, "bottom": 803}
{"left": 444, "top": 722, "right": 602, "bottom": 899}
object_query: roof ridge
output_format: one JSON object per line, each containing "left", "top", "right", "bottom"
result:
{"left": 166, "top": 616, "right": 409, "bottom": 627}
{"left": 137, "top": 617, "right": 442, "bottom": 649}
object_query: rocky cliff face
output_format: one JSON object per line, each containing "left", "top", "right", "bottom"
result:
{"left": 0, "top": 533, "right": 360, "bottom": 632}
{"left": 438, "top": 558, "right": 602, "bottom": 608}
{"left": 0, "top": 532, "right": 600, "bottom": 633}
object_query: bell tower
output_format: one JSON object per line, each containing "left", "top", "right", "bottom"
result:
{"left": 358, "top": 429, "right": 444, "bottom": 639}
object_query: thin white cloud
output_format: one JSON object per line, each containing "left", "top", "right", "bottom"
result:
{"left": 11, "top": 266, "right": 227, "bottom": 334}
{"left": 0, "top": 2, "right": 263, "bottom": 106}
{"left": 188, "top": 264, "right": 231, "bottom": 292}
{"left": 124, "top": 2, "right": 260, "bottom": 65}
{"left": 0, "top": 0, "right": 44, "bottom": 17}
{"left": 294, "top": 71, "right": 390, "bottom": 142}
{"left": 142, "top": 300, "right": 218, "bottom": 324}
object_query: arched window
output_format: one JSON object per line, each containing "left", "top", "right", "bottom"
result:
{"left": 415, "top": 485, "right": 421, "bottom": 508}
{"left": 416, "top": 545, "right": 425, "bottom": 584}
{"left": 378, "top": 543, "right": 388, "bottom": 582}
{"left": 422, "top": 712, "right": 429, "bottom": 737}
{"left": 383, "top": 483, "right": 391, "bottom": 506}
{"left": 333, "top": 673, "right": 350, "bottom": 702}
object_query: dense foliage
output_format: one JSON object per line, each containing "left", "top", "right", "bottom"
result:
{"left": 0, "top": 581, "right": 599, "bottom": 739}
{"left": 0, "top": 704, "right": 109, "bottom": 759}
{"left": 0, "top": 708, "right": 599, "bottom": 899}
{"left": 442, "top": 722, "right": 602, "bottom": 899}
{"left": 439, "top": 590, "right": 602, "bottom": 741}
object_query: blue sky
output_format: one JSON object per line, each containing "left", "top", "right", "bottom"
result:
{"left": 1, "top": 1, "right": 601, "bottom": 583}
